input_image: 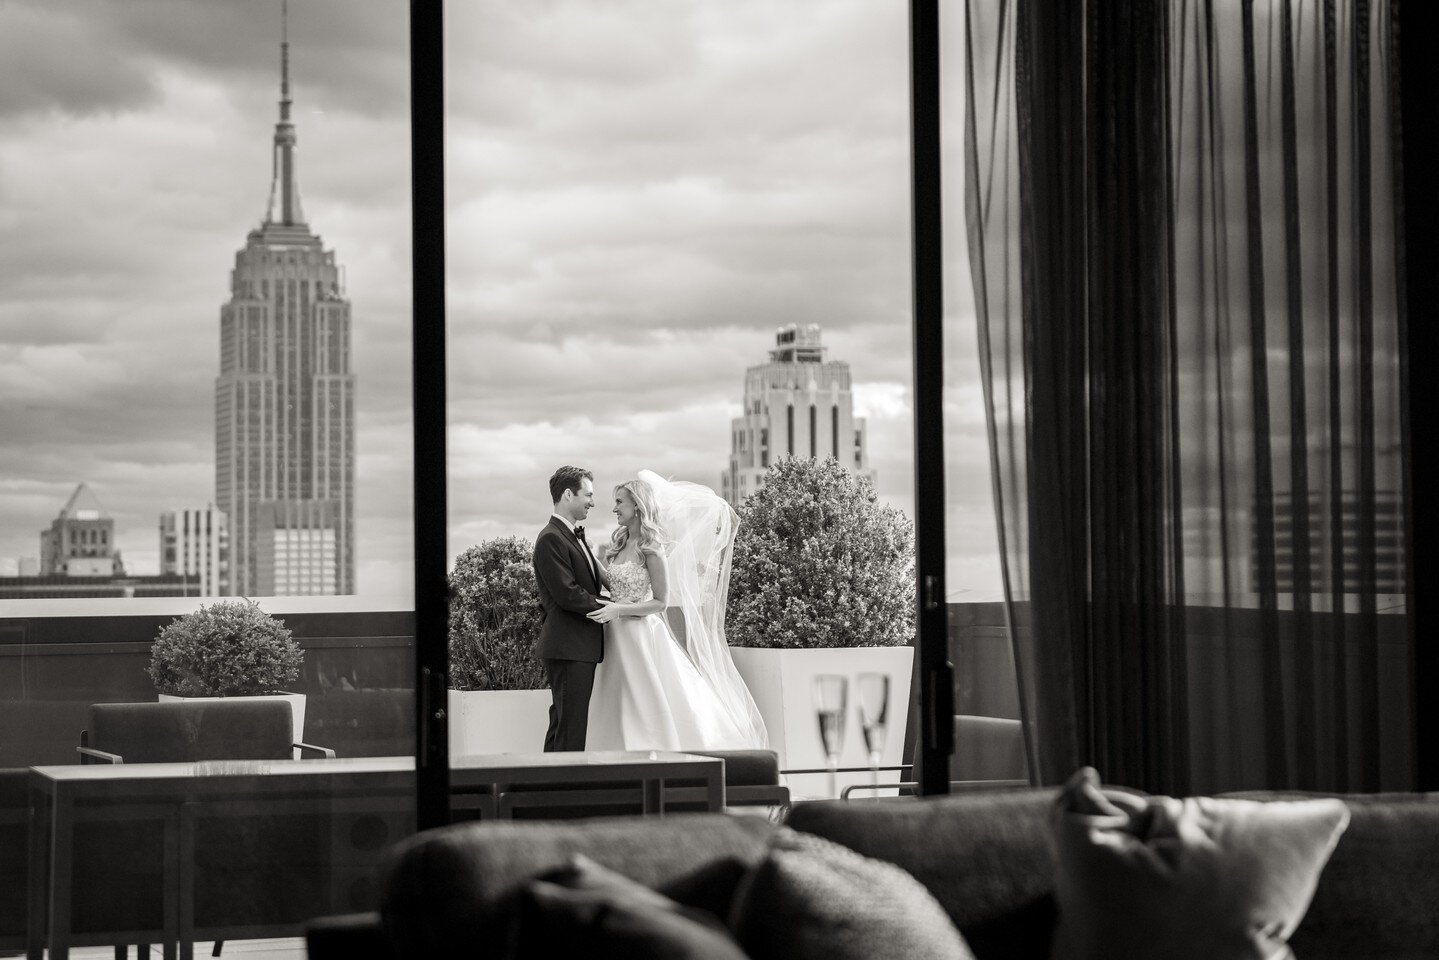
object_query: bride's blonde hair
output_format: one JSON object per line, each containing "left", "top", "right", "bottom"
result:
{"left": 606, "top": 479, "right": 667, "bottom": 561}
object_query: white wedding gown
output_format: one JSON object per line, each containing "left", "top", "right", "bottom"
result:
{"left": 586, "top": 559, "right": 762, "bottom": 751}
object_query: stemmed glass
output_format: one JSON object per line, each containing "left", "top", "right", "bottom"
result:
{"left": 856, "top": 672, "right": 890, "bottom": 798}
{"left": 812, "top": 674, "right": 848, "bottom": 799}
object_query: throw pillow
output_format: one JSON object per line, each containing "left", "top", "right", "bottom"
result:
{"left": 657, "top": 856, "right": 754, "bottom": 921}
{"left": 1051, "top": 766, "right": 1351, "bottom": 960}
{"left": 728, "top": 827, "right": 976, "bottom": 960}
{"left": 509, "top": 854, "right": 748, "bottom": 960}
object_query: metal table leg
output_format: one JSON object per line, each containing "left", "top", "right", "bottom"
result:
{"left": 707, "top": 768, "right": 725, "bottom": 812}
{"left": 46, "top": 788, "right": 74, "bottom": 960}
{"left": 641, "top": 778, "right": 662, "bottom": 816}
{"left": 26, "top": 782, "right": 49, "bottom": 960}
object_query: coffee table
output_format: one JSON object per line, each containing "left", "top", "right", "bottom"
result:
{"left": 452, "top": 750, "right": 726, "bottom": 817}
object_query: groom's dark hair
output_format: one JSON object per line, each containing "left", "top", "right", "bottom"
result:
{"left": 549, "top": 466, "right": 593, "bottom": 504}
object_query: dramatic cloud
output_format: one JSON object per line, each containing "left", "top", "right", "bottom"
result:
{"left": 0, "top": 0, "right": 1002, "bottom": 601}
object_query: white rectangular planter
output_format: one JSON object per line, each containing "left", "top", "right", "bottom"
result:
{"left": 729, "top": 645, "right": 914, "bottom": 800}
{"left": 158, "top": 692, "right": 307, "bottom": 759}
{"left": 447, "top": 689, "right": 552, "bottom": 757}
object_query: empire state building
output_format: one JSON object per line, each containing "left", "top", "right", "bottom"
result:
{"left": 216, "top": 9, "right": 355, "bottom": 596}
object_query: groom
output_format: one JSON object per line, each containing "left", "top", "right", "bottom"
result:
{"left": 532, "top": 465, "right": 605, "bottom": 752}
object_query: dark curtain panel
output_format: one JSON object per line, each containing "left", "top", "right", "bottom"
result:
{"left": 966, "top": 0, "right": 1411, "bottom": 794}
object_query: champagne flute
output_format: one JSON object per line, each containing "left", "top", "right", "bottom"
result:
{"left": 856, "top": 672, "right": 890, "bottom": 798}
{"left": 812, "top": 674, "right": 848, "bottom": 799}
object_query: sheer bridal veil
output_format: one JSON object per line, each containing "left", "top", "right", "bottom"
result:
{"left": 637, "top": 469, "right": 769, "bottom": 748}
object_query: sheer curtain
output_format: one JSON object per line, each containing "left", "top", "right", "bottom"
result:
{"left": 966, "top": 0, "right": 1411, "bottom": 794}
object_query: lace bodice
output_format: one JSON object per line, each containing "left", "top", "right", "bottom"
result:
{"left": 607, "top": 560, "right": 652, "bottom": 603}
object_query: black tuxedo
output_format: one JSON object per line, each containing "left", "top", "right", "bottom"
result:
{"left": 532, "top": 516, "right": 604, "bottom": 751}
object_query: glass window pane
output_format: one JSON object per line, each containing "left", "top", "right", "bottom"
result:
{"left": 941, "top": 1, "right": 1029, "bottom": 788}
{"left": 445, "top": 0, "right": 917, "bottom": 801}
{"left": 1, "top": 1, "right": 416, "bottom": 953}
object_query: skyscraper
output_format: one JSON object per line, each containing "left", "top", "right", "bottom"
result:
{"left": 216, "top": 6, "right": 355, "bottom": 596}
{"left": 722, "top": 324, "right": 874, "bottom": 505}
{"left": 159, "top": 505, "right": 229, "bottom": 597}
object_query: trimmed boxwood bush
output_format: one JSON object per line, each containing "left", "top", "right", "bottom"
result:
{"left": 728, "top": 456, "right": 915, "bottom": 649}
{"left": 148, "top": 599, "right": 303, "bottom": 696}
{"left": 449, "top": 537, "right": 548, "bottom": 691}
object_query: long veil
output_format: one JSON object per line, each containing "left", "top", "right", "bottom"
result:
{"left": 638, "top": 469, "right": 769, "bottom": 749}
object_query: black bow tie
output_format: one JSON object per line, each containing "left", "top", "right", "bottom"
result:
{"left": 573, "top": 525, "right": 587, "bottom": 542}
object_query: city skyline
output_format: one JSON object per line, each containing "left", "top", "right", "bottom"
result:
{"left": 0, "top": 1, "right": 1003, "bottom": 601}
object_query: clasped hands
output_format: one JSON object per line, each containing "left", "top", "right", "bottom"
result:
{"left": 586, "top": 599, "right": 623, "bottom": 623}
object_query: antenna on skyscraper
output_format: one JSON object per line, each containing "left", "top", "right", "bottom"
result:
{"left": 281, "top": 0, "right": 290, "bottom": 106}
{"left": 266, "top": 0, "right": 304, "bottom": 226}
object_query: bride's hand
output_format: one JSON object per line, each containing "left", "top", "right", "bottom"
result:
{"left": 586, "top": 600, "right": 620, "bottom": 623}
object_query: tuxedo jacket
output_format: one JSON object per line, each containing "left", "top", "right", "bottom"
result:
{"left": 532, "top": 516, "right": 604, "bottom": 662}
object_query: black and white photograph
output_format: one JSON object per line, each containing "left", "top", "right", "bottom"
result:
{"left": 1, "top": 1, "right": 1432, "bottom": 958}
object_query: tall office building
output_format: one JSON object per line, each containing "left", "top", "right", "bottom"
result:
{"left": 216, "top": 10, "right": 355, "bottom": 596}
{"left": 38, "top": 483, "right": 125, "bottom": 577}
{"left": 159, "top": 505, "right": 230, "bottom": 597}
{"left": 722, "top": 324, "right": 874, "bottom": 505}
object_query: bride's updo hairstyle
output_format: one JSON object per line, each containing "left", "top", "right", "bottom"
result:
{"left": 606, "top": 478, "right": 668, "bottom": 561}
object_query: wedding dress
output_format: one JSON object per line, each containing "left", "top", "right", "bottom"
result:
{"left": 585, "top": 471, "right": 768, "bottom": 751}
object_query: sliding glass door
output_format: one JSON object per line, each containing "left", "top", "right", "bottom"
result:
{"left": 436, "top": 0, "right": 923, "bottom": 807}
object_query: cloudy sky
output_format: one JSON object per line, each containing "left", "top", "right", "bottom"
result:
{"left": 0, "top": 0, "right": 1001, "bottom": 602}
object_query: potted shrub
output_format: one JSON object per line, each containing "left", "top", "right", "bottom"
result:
{"left": 448, "top": 537, "right": 550, "bottom": 756}
{"left": 727, "top": 456, "right": 916, "bottom": 798}
{"left": 147, "top": 598, "right": 308, "bottom": 749}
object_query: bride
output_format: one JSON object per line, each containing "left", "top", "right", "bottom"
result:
{"left": 583, "top": 470, "right": 768, "bottom": 751}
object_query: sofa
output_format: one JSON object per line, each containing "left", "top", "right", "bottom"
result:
{"left": 307, "top": 786, "right": 1439, "bottom": 960}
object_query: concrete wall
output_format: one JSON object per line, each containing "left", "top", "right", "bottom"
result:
{"left": 0, "top": 599, "right": 414, "bottom": 765}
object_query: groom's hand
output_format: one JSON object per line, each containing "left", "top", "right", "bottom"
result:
{"left": 586, "top": 599, "right": 620, "bottom": 623}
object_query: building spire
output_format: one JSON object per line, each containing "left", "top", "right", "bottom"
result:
{"left": 265, "top": 0, "right": 305, "bottom": 226}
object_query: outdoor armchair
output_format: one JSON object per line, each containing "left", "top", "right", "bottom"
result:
{"left": 77, "top": 700, "right": 335, "bottom": 763}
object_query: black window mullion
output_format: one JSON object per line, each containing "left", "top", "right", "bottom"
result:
{"left": 410, "top": 0, "right": 450, "bottom": 829}
{"left": 1397, "top": 0, "right": 1439, "bottom": 791}
{"left": 909, "top": 0, "right": 952, "bottom": 796}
